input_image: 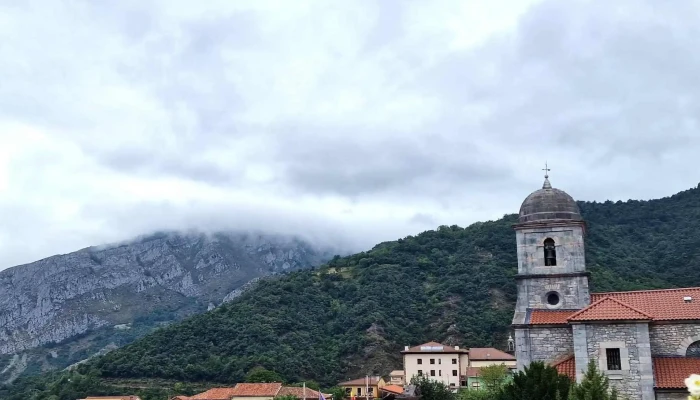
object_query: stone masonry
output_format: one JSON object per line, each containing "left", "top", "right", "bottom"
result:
{"left": 584, "top": 323, "right": 654, "bottom": 400}
{"left": 527, "top": 327, "right": 573, "bottom": 363}
{"left": 650, "top": 324, "right": 700, "bottom": 356}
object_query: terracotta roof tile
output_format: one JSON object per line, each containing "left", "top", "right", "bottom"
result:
{"left": 529, "top": 310, "right": 576, "bottom": 325}
{"left": 339, "top": 376, "right": 382, "bottom": 386}
{"left": 190, "top": 388, "right": 238, "bottom": 400}
{"left": 465, "top": 367, "right": 481, "bottom": 377}
{"left": 568, "top": 297, "right": 653, "bottom": 322}
{"left": 550, "top": 355, "right": 576, "bottom": 379}
{"left": 230, "top": 383, "right": 282, "bottom": 397}
{"left": 653, "top": 357, "right": 700, "bottom": 389}
{"left": 277, "top": 386, "right": 324, "bottom": 399}
{"left": 468, "top": 348, "right": 516, "bottom": 361}
{"left": 401, "top": 341, "right": 466, "bottom": 353}
{"left": 381, "top": 385, "right": 405, "bottom": 394}
{"left": 591, "top": 287, "right": 700, "bottom": 321}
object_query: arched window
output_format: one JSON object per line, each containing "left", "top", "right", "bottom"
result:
{"left": 687, "top": 341, "right": 700, "bottom": 357}
{"left": 544, "top": 238, "right": 557, "bottom": 266}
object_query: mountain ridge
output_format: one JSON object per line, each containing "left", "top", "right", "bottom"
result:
{"left": 0, "top": 230, "right": 336, "bottom": 382}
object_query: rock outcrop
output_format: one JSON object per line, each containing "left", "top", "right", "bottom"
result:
{"left": 0, "top": 230, "right": 334, "bottom": 380}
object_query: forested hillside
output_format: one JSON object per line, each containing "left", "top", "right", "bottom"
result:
{"left": 5, "top": 184, "right": 700, "bottom": 400}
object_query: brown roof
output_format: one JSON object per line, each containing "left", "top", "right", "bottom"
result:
{"left": 568, "top": 297, "right": 653, "bottom": 322}
{"left": 171, "top": 397, "right": 191, "bottom": 400}
{"left": 401, "top": 341, "right": 466, "bottom": 353}
{"left": 339, "top": 376, "right": 383, "bottom": 386}
{"left": 468, "top": 348, "right": 516, "bottom": 361}
{"left": 465, "top": 367, "right": 481, "bottom": 377}
{"left": 381, "top": 385, "right": 405, "bottom": 394}
{"left": 230, "top": 383, "right": 283, "bottom": 397}
{"left": 277, "top": 386, "right": 324, "bottom": 399}
{"left": 529, "top": 310, "right": 577, "bottom": 325}
{"left": 551, "top": 355, "right": 576, "bottom": 379}
{"left": 591, "top": 287, "right": 700, "bottom": 321}
{"left": 653, "top": 357, "right": 700, "bottom": 389}
{"left": 190, "top": 388, "right": 238, "bottom": 400}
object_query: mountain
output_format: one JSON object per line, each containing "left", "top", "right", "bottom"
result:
{"left": 0, "top": 231, "right": 336, "bottom": 383}
{"left": 5, "top": 184, "right": 700, "bottom": 400}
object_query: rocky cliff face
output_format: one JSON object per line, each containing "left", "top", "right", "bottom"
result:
{"left": 0, "top": 231, "right": 334, "bottom": 380}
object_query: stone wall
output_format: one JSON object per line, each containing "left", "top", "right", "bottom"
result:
{"left": 515, "top": 225, "right": 586, "bottom": 275}
{"left": 584, "top": 323, "right": 654, "bottom": 400}
{"left": 650, "top": 324, "right": 700, "bottom": 356}
{"left": 655, "top": 392, "right": 688, "bottom": 400}
{"left": 529, "top": 327, "right": 574, "bottom": 363}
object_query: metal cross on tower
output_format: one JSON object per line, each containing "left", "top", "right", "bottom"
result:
{"left": 542, "top": 162, "right": 551, "bottom": 178}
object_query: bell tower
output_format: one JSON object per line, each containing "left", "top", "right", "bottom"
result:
{"left": 512, "top": 170, "right": 591, "bottom": 369}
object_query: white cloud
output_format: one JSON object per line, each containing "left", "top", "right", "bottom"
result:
{"left": 0, "top": 0, "right": 699, "bottom": 269}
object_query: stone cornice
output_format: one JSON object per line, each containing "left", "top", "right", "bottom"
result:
{"left": 515, "top": 271, "right": 591, "bottom": 280}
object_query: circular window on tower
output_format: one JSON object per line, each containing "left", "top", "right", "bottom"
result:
{"left": 545, "top": 291, "right": 561, "bottom": 308}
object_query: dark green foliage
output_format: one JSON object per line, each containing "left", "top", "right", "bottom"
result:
{"left": 569, "top": 361, "right": 618, "bottom": 400}
{"left": 327, "top": 387, "right": 347, "bottom": 400}
{"left": 245, "top": 367, "right": 284, "bottom": 383}
{"left": 7, "top": 185, "right": 700, "bottom": 399}
{"left": 410, "top": 375, "right": 456, "bottom": 400}
{"left": 498, "top": 362, "right": 571, "bottom": 400}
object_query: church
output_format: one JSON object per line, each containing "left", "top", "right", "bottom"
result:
{"left": 512, "top": 173, "right": 700, "bottom": 400}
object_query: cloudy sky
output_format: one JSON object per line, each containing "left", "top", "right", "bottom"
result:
{"left": 1, "top": 0, "right": 699, "bottom": 270}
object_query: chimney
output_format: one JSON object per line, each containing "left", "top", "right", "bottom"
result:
{"left": 684, "top": 296, "right": 693, "bottom": 303}
{"left": 404, "top": 346, "right": 409, "bottom": 351}
{"left": 454, "top": 346, "right": 460, "bottom": 350}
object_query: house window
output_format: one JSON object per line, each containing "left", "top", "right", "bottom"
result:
{"left": 544, "top": 238, "right": 557, "bottom": 266}
{"left": 452, "top": 358, "right": 457, "bottom": 364}
{"left": 450, "top": 383, "right": 455, "bottom": 387}
{"left": 606, "top": 348, "right": 621, "bottom": 370}
{"left": 438, "top": 359, "right": 442, "bottom": 364}
{"left": 430, "top": 359, "right": 435, "bottom": 364}
{"left": 417, "top": 359, "right": 422, "bottom": 365}
{"left": 357, "top": 388, "right": 362, "bottom": 396}
{"left": 452, "top": 370, "right": 458, "bottom": 376}
{"left": 472, "top": 382, "right": 481, "bottom": 390}
{"left": 345, "top": 388, "right": 351, "bottom": 395}
{"left": 439, "top": 370, "right": 442, "bottom": 376}
{"left": 461, "top": 380, "right": 467, "bottom": 387}
{"left": 368, "top": 388, "right": 374, "bottom": 395}
{"left": 687, "top": 341, "right": 700, "bottom": 357}
{"left": 431, "top": 370, "right": 435, "bottom": 376}
{"left": 418, "top": 370, "right": 423, "bottom": 376}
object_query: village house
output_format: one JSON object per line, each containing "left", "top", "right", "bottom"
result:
{"left": 512, "top": 173, "right": 700, "bottom": 400}
{"left": 174, "top": 382, "right": 330, "bottom": 400}
{"left": 401, "top": 341, "right": 516, "bottom": 390}
{"left": 337, "top": 376, "right": 386, "bottom": 399}
{"left": 388, "top": 370, "right": 404, "bottom": 386}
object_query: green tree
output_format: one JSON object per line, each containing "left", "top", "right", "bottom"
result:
{"left": 458, "top": 388, "right": 493, "bottom": 400}
{"left": 569, "top": 360, "right": 618, "bottom": 400}
{"left": 245, "top": 366, "right": 283, "bottom": 383}
{"left": 276, "top": 396, "right": 297, "bottom": 400}
{"left": 479, "top": 364, "right": 510, "bottom": 393}
{"left": 410, "top": 375, "right": 456, "bottom": 400}
{"left": 498, "top": 362, "right": 571, "bottom": 400}
{"left": 327, "top": 387, "right": 347, "bottom": 400}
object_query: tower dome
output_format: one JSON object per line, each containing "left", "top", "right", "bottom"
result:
{"left": 518, "top": 175, "right": 582, "bottom": 223}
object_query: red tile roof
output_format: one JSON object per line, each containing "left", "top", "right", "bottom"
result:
{"left": 591, "top": 287, "right": 700, "bottom": 321}
{"left": 277, "top": 386, "right": 324, "bottom": 399}
{"left": 551, "top": 355, "right": 576, "bottom": 379}
{"left": 653, "top": 357, "right": 700, "bottom": 389}
{"left": 381, "top": 385, "right": 405, "bottom": 394}
{"left": 230, "top": 383, "right": 283, "bottom": 397}
{"left": 190, "top": 388, "right": 238, "bottom": 400}
{"left": 468, "top": 348, "right": 516, "bottom": 361}
{"left": 401, "top": 341, "right": 467, "bottom": 353}
{"left": 530, "top": 310, "right": 576, "bottom": 325}
{"left": 568, "top": 297, "right": 653, "bottom": 322}
{"left": 339, "top": 376, "right": 383, "bottom": 386}
{"left": 465, "top": 367, "right": 481, "bottom": 377}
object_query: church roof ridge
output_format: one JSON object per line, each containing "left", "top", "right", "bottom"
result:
{"left": 568, "top": 296, "right": 653, "bottom": 322}
{"left": 592, "top": 286, "right": 700, "bottom": 295}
